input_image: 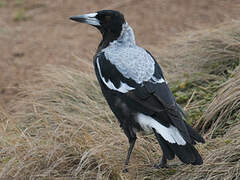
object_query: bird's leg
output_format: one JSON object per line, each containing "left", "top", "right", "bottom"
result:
{"left": 152, "top": 128, "right": 169, "bottom": 168}
{"left": 122, "top": 137, "right": 136, "bottom": 173}
{"left": 154, "top": 154, "right": 168, "bottom": 168}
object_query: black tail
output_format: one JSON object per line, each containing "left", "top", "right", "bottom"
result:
{"left": 184, "top": 121, "right": 205, "bottom": 144}
{"left": 153, "top": 129, "right": 203, "bottom": 165}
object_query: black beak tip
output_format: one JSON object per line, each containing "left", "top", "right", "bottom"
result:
{"left": 69, "top": 16, "right": 85, "bottom": 23}
{"left": 69, "top": 16, "right": 76, "bottom": 21}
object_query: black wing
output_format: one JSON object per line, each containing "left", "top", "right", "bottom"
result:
{"left": 127, "top": 53, "right": 192, "bottom": 143}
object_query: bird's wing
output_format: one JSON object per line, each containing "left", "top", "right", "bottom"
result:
{"left": 95, "top": 49, "right": 192, "bottom": 143}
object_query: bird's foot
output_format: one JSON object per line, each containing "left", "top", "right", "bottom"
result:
{"left": 122, "top": 168, "right": 128, "bottom": 173}
{"left": 154, "top": 156, "right": 168, "bottom": 168}
{"left": 154, "top": 163, "right": 169, "bottom": 169}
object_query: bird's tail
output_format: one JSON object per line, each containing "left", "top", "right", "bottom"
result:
{"left": 184, "top": 121, "right": 205, "bottom": 144}
{"left": 176, "top": 104, "right": 205, "bottom": 144}
{"left": 154, "top": 129, "right": 203, "bottom": 165}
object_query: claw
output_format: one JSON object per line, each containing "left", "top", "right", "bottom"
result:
{"left": 154, "top": 163, "right": 169, "bottom": 169}
{"left": 154, "top": 155, "right": 168, "bottom": 168}
{"left": 122, "top": 168, "right": 128, "bottom": 173}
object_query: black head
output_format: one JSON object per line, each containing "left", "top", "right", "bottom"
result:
{"left": 70, "top": 10, "right": 125, "bottom": 39}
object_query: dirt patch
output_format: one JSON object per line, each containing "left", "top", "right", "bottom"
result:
{"left": 1, "top": 0, "right": 240, "bottom": 105}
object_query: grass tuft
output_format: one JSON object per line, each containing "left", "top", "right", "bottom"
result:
{"left": 172, "top": 124, "right": 240, "bottom": 180}
{"left": 197, "top": 70, "right": 240, "bottom": 138}
{"left": 0, "top": 65, "right": 167, "bottom": 179}
{"left": 14, "top": 8, "right": 30, "bottom": 21}
{"left": 0, "top": 0, "right": 6, "bottom": 8}
{"left": 167, "top": 21, "right": 240, "bottom": 137}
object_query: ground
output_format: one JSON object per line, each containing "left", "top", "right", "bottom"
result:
{"left": 1, "top": 0, "right": 240, "bottom": 106}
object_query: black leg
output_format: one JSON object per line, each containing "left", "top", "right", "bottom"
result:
{"left": 154, "top": 154, "right": 168, "bottom": 168}
{"left": 152, "top": 128, "right": 170, "bottom": 168}
{"left": 122, "top": 137, "right": 136, "bottom": 173}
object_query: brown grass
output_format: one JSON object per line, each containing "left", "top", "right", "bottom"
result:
{"left": 0, "top": 21, "right": 240, "bottom": 179}
{"left": 166, "top": 21, "right": 240, "bottom": 180}
{"left": 154, "top": 21, "right": 240, "bottom": 82}
{"left": 197, "top": 70, "right": 240, "bottom": 138}
{"left": 0, "top": 65, "right": 167, "bottom": 179}
{"left": 158, "top": 21, "right": 240, "bottom": 134}
{"left": 172, "top": 123, "right": 240, "bottom": 180}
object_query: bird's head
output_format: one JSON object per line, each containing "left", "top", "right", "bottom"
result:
{"left": 70, "top": 10, "right": 125, "bottom": 40}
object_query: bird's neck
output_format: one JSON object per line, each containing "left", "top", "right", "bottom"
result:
{"left": 97, "top": 23, "right": 136, "bottom": 53}
{"left": 116, "top": 22, "right": 136, "bottom": 46}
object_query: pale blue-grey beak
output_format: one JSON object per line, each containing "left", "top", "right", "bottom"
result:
{"left": 70, "top": 13, "right": 100, "bottom": 26}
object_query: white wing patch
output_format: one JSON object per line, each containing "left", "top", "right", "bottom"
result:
{"left": 96, "top": 57, "right": 135, "bottom": 93}
{"left": 151, "top": 76, "right": 166, "bottom": 84}
{"left": 136, "top": 113, "right": 186, "bottom": 145}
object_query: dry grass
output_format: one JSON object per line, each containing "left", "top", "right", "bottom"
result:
{"left": 189, "top": 22, "right": 240, "bottom": 137}
{"left": 197, "top": 70, "right": 240, "bottom": 138}
{"left": 171, "top": 123, "right": 240, "bottom": 180}
{"left": 0, "top": 21, "right": 240, "bottom": 179}
{"left": 158, "top": 21, "right": 240, "bottom": 136}
{"left": 0, "top": 64, "right": 169, "bottom": 179}
{"left": 154, "top": 21, "right": 240, "bottom": 82}
{"left": 166, "top": 21, "right": 240, "bottom": 180}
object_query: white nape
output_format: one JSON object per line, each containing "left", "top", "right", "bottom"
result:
{"left": 136, "top": 113, "right": 186, "bottom": 145}
{"left": 96, "top": 57, "right": 135, "bottom": 93}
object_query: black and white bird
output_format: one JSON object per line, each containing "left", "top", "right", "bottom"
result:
{"left": 70, "top": 10, "right": 205, "bottom": 172}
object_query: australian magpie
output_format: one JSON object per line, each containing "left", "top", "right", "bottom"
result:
{"left": 70, "top": 10, "right": 205, "bottom": 172}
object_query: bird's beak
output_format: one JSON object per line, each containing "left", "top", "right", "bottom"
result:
{"left": 70, "top": 13, "right": 100, "bottom": 26}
